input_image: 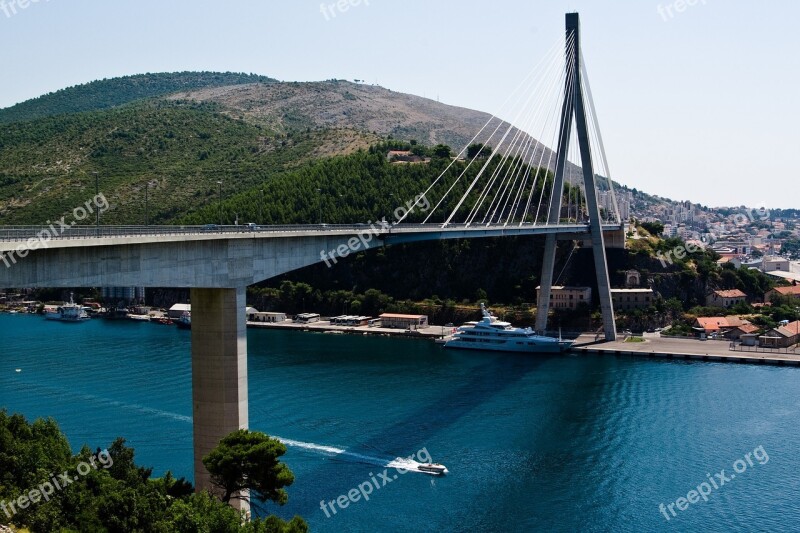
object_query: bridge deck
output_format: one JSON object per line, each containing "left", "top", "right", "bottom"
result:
{"left": 0, "top": 222, "right": 620, "bottom": 251}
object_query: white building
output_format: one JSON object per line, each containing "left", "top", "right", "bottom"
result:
{"left": 762, "top": 256, "right": 790, "bottom": 273}
{"left": 536, "top": 286, "right": 592, "bottom": 310}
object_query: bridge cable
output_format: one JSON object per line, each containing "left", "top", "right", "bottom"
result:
{"left": 440, "top": 38, "right": 567, "bottom": 226}
{"left": 581, "top": 50, "right": 620, "bottom": 224}
{"left": 475, "top": 39, "right": 570, "bottom": 226}
{"left": 495, "top": 45, "right": 570, "bottom": 226}
{"left": 412, "top": 36, "right": 565, "bottom": 225}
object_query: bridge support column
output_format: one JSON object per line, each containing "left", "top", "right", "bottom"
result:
{"left": 535, "top": 234, "right": 557, "bottom": 333}
{"left": 536, "top": 12, "right": 617, "bottom": 341}
{"left": 190, "top": 287, "right": 249, "bottom": 514}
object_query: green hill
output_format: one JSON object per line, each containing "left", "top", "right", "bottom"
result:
{"left": 0, "top": 98, "right": 380, "bottom": 225}
{"left": 0, "top": 72, "right": 276, "bottom": 125}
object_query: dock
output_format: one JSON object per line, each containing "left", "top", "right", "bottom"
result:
{"left": 246, "top": 321, "right": 800, "bottom": 367}
{"left": 571, "top": 334, "right": 800, "bottom": 367}
{"left": 246, "top": 319, "right": 453, "bottom": 339}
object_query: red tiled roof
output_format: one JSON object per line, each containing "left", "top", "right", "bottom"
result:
{"left": 714, "top": 289, "right": 746, "bottom": 298}
{"left": 773, "top": 286, "right": 800, "bottom": 296}
{"left": 696, "top": 316, "right": 748, "bottom": 331}
{"left": 696, "top": 317, "right": 728, "bottom": 331}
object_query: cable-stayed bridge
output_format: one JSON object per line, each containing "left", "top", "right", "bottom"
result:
{"left": 0, "top": 13, "right": 622, "bottom": 507}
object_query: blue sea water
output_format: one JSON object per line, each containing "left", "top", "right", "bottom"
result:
{"left": 1, "top": 313, "right": 800, "bottom": 532}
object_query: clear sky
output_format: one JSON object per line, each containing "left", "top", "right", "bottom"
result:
{"left": 1, "top": 0, "right": 797, "bottom": 208}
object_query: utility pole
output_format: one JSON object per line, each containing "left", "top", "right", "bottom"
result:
{"left": 260, "top": 189, "right": 264, "bottom": 225}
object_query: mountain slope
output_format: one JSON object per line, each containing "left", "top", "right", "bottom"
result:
{"left": 168, "top": 79, "right": 523, "bottom": 153}
{"left": 0, "top": 72, "right": 597, "bottom": 225}
{"left": 0, "top": 99, "right": 379, "bottom": 224}
{"left": 0, "top": 72, "right": 276, "bottom": 125}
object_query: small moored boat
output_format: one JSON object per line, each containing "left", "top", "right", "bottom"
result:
{"left": 44, "top": 293, "right": 89, "bottom": 323}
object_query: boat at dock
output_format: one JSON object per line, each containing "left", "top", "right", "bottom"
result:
{"left": 44, "top": 293, "right": 89, "bottom": 323}
{"left": 444, "top": 303, "right": 573, "bottom": 353}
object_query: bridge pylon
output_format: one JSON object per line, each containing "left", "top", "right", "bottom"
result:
{"left": 535, "top": 12, "right": 617, "bottom": 341}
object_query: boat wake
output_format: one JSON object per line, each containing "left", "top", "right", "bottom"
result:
{"left": 274, "top": 436, "right": 437, "bottom": 474}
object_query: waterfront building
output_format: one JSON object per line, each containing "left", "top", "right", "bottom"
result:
{"left": 694, "top": 316, "right": 748, "bottom": 336}
{"left": 168, "top": 303, "right": 192, "bottom": 319}
{"left": 610, "top": 289, "right": 655, "bottom": 310}
{"left": 379, "top": 313, "right": 428, "bottom": 329}
{"left": 759, "top": 320, "right": 800, "bottom": 348}
{"left": 724, "top": 323, "right": 760, "bottom": 341}
{"left": 535, "top": 286, "right": 592, "bottom": 310}
{"left": 249, "top": 311, "right": 287, "bottom": 323}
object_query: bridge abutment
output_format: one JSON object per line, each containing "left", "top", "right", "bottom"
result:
{"left": 190, "top": 287, "right": 250, "bottom": 513}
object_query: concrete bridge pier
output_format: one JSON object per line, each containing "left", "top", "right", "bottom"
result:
{"left": 190, "top": 287, "right": 249, "bottom": 513}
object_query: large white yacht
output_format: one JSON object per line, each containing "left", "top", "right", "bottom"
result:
{"left": 45, "top": 293, "right": 89, "bottom": 322}
{"left": 444, "top": 303, "right": 573, "bottom": 353}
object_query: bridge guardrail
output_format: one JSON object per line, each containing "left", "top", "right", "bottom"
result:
{"left": 0, "top": 222, "right": 604, "bottom": 242}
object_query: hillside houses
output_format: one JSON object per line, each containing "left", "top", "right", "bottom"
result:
{"left": 766, "top": 285, "right": 800, "bottom": 302}
{"left": 760, "top": 320, "right": 800, "bottom": 348}
{"left": 694, "top": 316, "right": 749, "bottom": 337}
{"left": 705, "top": 289, "right": 747, "bottom": 308}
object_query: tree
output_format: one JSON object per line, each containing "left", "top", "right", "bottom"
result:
{"left": 640, "top": 221, "right": 664, "bottom": 236}
{"left": 203, "top": 430, "right": 295, "bottom": 506}
{"left": 432, "top": 144, "right": 452, "bottom": 158}
{"left": 467, "top": 143, "right": 491, "bottom": 159}
{"left": 410, "top": 145, "right": 426, "bottom": 157}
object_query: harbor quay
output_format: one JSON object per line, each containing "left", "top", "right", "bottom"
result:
{"left": 571, "top": 334, "right": 800, "bottom": 367}
{"left": 247, "top": 318, "right": 800, "bottom": 366}
{"left": 246, "top": 317, "right": 453, "bottom": 339}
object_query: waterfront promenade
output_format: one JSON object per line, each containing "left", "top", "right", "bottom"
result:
{"left": 572, "top": 334, "right": 800, "bottom": 366}
{"left": 246, "top": 319, "right": 450, "bottom": 339}
{"left": 249, "top": 320, "right": 800, "bottom": 366}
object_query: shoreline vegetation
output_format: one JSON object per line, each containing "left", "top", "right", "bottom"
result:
{"left": 0, "top": 411, "right": 307, "bottom": 532}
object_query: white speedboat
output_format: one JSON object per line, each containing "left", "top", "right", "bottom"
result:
{"left": 418, "top": 463, "right": 448, "bottom": 475}
{"left": 45, "top": 293, "right": 89, "bottom": 322}
{"left": 444, "top": 303, "right": 573, "bottom": 353}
